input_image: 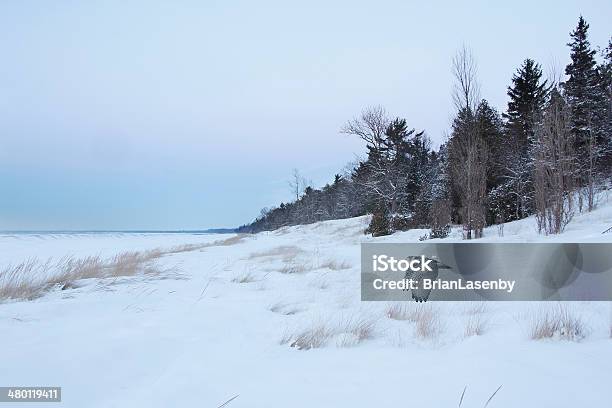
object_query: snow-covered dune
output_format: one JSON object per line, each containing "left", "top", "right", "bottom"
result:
{"left": 1, "top": 198, "right": 611, "bottom": 407}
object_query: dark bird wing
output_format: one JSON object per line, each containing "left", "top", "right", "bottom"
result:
{"left": 405, "top": 258, "right": 439, "bottom": 302}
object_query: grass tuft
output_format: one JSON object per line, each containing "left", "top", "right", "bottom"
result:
{"left": 386, "top": 303, "right": 411, "bottom": 320}
{"left": 277, "top": 263, "right": 311, "bottom": 274}
{"left": 231, "top": 272, "right": 256, "bottom": 283}
{"left": 530, "top": 304, "right": 588, "bottom": 341}
{"left": 318, "top": 259, "right": 352, "bottom": 271}
{"left": 464, "top": 314, "right": 488, "bottom": 337}
{"left": 248, "top": 246, "right": 304, "bottom": 263}
{"left": 287, "top": 326, "right": 332, "bottom": 350}
{"left": 464, "top": 302, "right": 487, "bottom": 315}
{"left": 342, "top": 316, "right": 376, "bottom": 343}
{"left": 282, "top": 315, "right": 377, "bottom": 350}
{"left": 414, "top": 307, "right": 443, "bottom": 340}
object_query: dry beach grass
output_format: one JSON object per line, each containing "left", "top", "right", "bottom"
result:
{"left": 0, "top": 234, "right": 246, "bottom": 302}
{"left": 529, "top": 304, "right": 588, "bottom": 341}
{"left": 281, "top": 314, "right": 377, "bottom": 350}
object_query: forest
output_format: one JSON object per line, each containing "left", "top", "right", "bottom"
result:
{"left": 238, "top": 17, "right": 612, "bottom": 238}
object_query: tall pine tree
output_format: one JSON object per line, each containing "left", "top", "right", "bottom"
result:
{"left": 598, "top": 39, "right": 612, "bottom": 170}
{"left": 504, "top": 59, "right": 550, "bottom": 149}
{"left": 501, "top": 58, "right": 549, "bottom": 220}
{"left": 475, "top": 100, "right": 505, "bottom": 224}
{"left": 564, "top": 16, "right": 606, "bottom": 211}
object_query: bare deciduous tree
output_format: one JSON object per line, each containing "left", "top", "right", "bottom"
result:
{"left": 288, "top": 169, "right": 308, "bottom": 201}
{"left": 581, "top": 115, "right": 598, "bottom": 212}
{"left": 342, "top": 107, "right": 395, "bottom": 213}
{"left": 534, "top": 89, "right": 576, "bottom": 234}
{"left": 452, "top": 45, "right": 481, "bottom": 112}
{"left": 341, "top": 105, "right": 389, "bottom": 150}
{"left": 449, "top": 47, "right": 488, "bottom": 239}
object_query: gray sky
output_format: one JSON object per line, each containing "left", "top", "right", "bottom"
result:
{"left": 0, "top": 0, "right": 610, "bottom": 230}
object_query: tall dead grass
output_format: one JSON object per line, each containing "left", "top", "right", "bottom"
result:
{"left": 248, "top": 246, "right": 351, "bottom": 275}
{"left": 0, "top": 234, "right": 246, "bottom": 302}
{"left": 283, "top": 325, "right": 332, "bottom": 350}
{"left": 248, "top": 245, "right": 304, "bottom": 262}
{"left": 318, "top": 259, "right": 352, "bottom": 271}
{"left": 464, "top": 314, "right": 488, "bottom": 337}
{"left": 463, "top": 302, "right": 487, "bottom": 315}
{"left": 529, "top": 304, "right": 588, "bottom": 341}
{"left": 231, "top": 270, "right": 257, "bottom": 283}
{"left": 0, "top": 250, "right": 163, "bottom": 301}
{"left": 340, "top": 316, "right": 376, "bottom": 344}
{"left": 281, "top": 315, "right": 377, "bottom": 350}
{"left": 386, "top": 303, "right": 444, "bottom": 340}
{"left": 166, "top": 234, "right": 247, "bottom": 254}
{"left": 414, "top": 307, "right": 443, "bottom": 340}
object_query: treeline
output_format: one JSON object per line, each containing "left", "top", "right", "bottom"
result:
{"left": 239, "top": 17, "right": 611, "bottom": 237}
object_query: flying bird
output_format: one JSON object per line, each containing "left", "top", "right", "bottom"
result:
{"left": 403, "top": 256, "right": 451, "bottom": 302}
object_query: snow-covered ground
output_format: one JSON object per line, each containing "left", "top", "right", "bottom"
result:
{"left": 1, "top": 197, "right": 611, "bottom": 407}
{"left": 0, "top": 232, "right": 224, "bottom": 263}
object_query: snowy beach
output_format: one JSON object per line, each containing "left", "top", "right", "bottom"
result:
{"left": 1, "top": 201, "right": 611, "bottom": 407}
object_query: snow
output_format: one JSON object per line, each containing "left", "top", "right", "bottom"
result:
{"left": 1, "top": 196, "right": 611, "bottom": 407}
{"left": 0, "top": 232, "right": 223, "bottom": 264}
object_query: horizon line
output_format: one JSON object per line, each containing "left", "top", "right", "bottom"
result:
{"left": 0, "top": 228, "right": 237, "bottom": 234}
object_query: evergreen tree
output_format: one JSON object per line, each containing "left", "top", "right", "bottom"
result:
{"left": 564, "top": 16, "right": 606, "bottom": 210}
{"left": 403, "top": 130, "right": 432, "bottom": 220}
{"left": 475, "top": 100, "right": 505, "bottom": 224}
{"left": 504, "top": 59, "right": 550, "bottom": 149}
{"left": 501, "top": 59, "right": 549, "bottom": 219}
{"left": 598, "top": 39, "right": 612, "bottom": 170}
{"left": 565, "top": 17, "right": 599, "bottom": 140}
{"left": 365, "top": 203, "right": 391, "bottom": 237}
{"left": 423, "top": 144, "right": 451, "bottom": 238}
{"left": 367, "top": 118, "right": 424, "bottom": 231}
{"left": 477, "top": 100, "right": 505, "bottom": 190}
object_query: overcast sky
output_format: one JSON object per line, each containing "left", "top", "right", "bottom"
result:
{"left": 0, "top": 0, "right": 610, "bottom": 230}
